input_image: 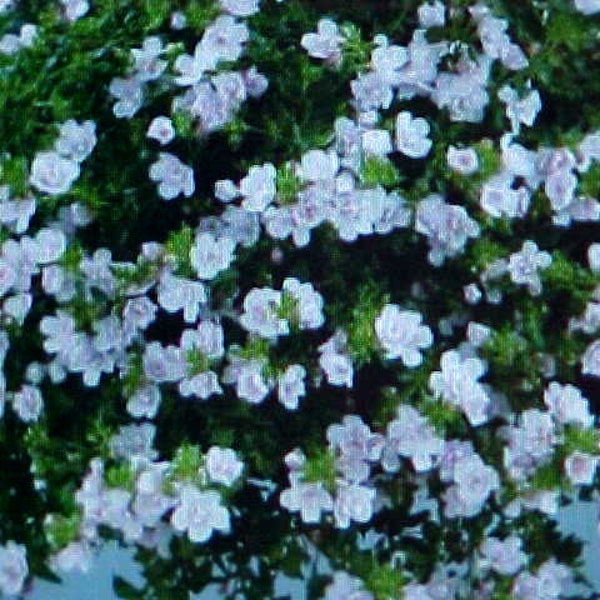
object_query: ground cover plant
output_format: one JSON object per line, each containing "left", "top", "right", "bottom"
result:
{"left": 1, "top": 0, "right": 600, "bottom": 597}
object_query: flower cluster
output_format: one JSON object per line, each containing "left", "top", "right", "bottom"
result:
{"left": 0, "top": 0, "right": 599, "bottom": 597}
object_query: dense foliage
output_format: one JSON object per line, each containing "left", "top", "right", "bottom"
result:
{"left": 0, "top": 0, "right": 600, "bottom": 598}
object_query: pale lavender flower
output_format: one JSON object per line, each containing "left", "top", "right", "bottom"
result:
{"left": 12, "top": 384, "right": 43, "bottom": 422}
{"left": 60, "top": 0, "right": 89, "bottom": 21}
{"left": 109, "top": 76, "right": 144, "bottom": 119}
{"left": 395, "top": 111, "right": 432, "bottom": 158}
{"left": 282, "top": 277, "right": 325, "bottom": 330}
{"left": 147, "top": 116, "right": 175, "bottom": 145}
{"left": 589, "top": 243, "right": 600, "bottom": 273}
{"left": 415, "top": 195, "right": 480, "bottom": 266}
{"left": 374, "top": 304, "right": 433, "bottom": 366}
{"left": 382, "top": 405, "right": 444, "bottom": 473}
{"left": 277, "top": 364, "right": 306, "bottom": 410}
{"left": 298, "top": 149, "right": 339, "bottom": 182}
{"left": 418, "top": 1, "right": 445, "bottom": 28}
{"left": 122, "top": 296, "right": 157, "bottom": 332}
{"left": 507, "top": 240, "right": 552, "bottom": 296}
{"left": 182, "top": 320, "right": 225, "bottom": 359}
{"left": 480, "top": 173, "right": 530, "bottom": 219}
{"left": 333, "top": 482, "right": 376, "bottom": 529}
{"left": 157, "top": 272, "right": 207, "bottom": 323}
{"left": 127, "top": 384, "right": 161, "bottom": 419}
{"left": 236, "top": 359, "right": 270, "bottom": 403}
{"left": 0, "top": 188, "right": 36, "bottom": 234}
{"left": 171, "top": 485, "right": 230, "bottom": 543}
{"left": 0, "top": 542, "right": 28, "bottom": 596}
{"left": 351, "top": 72, "right": 393, "bottom": 112}
{"left": 361, "top": 129, "right": 393, "bottom": 156}
{"left": 447, "top": 145, "right": 479, "bottom": 175}
{"left": 370, "top": 41, "right": 409, "bottom": 85}
{"left": 179, "top": 371, "right": 222, "bottom": 400}
{"left": 564, "top": 452, "right": 599, "bottom": 486}
{"left": 444, "top": 454, "right": 500, "bottom": 518}
{"left": 498, "top": 85, "right": 542, "bottom": 134}
{"left": 149, "top": 152, "right": 195, "bottom": 200}
{"left": 34, "top": 227, "right": 67, "bottom": 264}
{"left": 0, "top": 258, "right": 16, "bottom": 297}
{"left": 4, "top": 293, "right": 33, "bottom": 325}
{"left": 219, "top": 0, "right": 260, "bottom": 17}
{"left": 242, "top": 65, "right": 268, "bottom": 97}
{"left": 280, "top": 480, "right": 333, "bottom": 523}
{"left": 55, "top": 120, "right": 97, "bottom": 162}
{"left": 50, "top": 541, "right": 93, "bottom": 574}
{"left": 301, "top": 18, "right": 344, "bottom": 65}
{"left": 239, "top": 287, "right": 287, "bottom": 338}
{"left": 582, "top": 339, "right": 600, "bottom": 377}
{"left": 429, "top": 349, "right": 491, "bottom": 426}
{"left": 170, "top": 11, "right": 187, "bottom": 30}
{"left": 319, "top": 349, "right": 354, "bottom": 388}
{"left": 201, "top": 15, "right": 249, "bottom": 63}
{"left": 190, "top": 232, "right": 236, "bottom": 280}
{"left": 543, "top": 382, "right": 593, "bottom": 427}
{"left": 327, "top": 415, "right": 384, "bottom": 483}
{"left": 29, "top": 151, "right": 80, "bottom": 195}
{"left": 512, "top": 559, "right": 572, "bottom": 599}
{"left": 478, "top": 535, "right": 527, "bottom": 576}
{"left": 239, "top": 163, "right": 276, "bottom": 212}
{"left": 110, "top": 423, "right": 158, "bottom": 467}
{"left": 132, "top": 463, "right": 176, "bottom": 527}
{"left": 131, "top": 37, "right": 166, "bottom": 81}
{"left": 205, "top": 446, "right": 244, "bottom": 486}
{"left": 574, "top": 0, "right": 600, "bottom": 15}
{"left": 143, "top": 342, "right": 186, "bottom": 383}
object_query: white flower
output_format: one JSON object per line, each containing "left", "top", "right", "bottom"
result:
{"left": 157, "top": 272, "right": 206, "bottom": 323}
{"left": 301, "top": 18, "right": 344, "bottom": 65}
{"left": 171, "top": 486, "right": 230, "bottom": 543}
{"left": 127, "top": 384, "right": 161, "bottom": 419}
{"left": 298, "top": 149, "right": 339, "bottom": 182}
{"left": 147, "top": 116, "right": 175, "bottom": 145}
{"left": 277, "top": 364, "right": 306, "bottom": 410}
{"left": 239, "top": 163, "right": 276, "bottom": 212}
{"left": 588, "top": 243, "right": 600, "bottom": 273}
{"left": 30, "top": 151, "right": 80, "bottom": 195}
{"left": 418, "top": 1, "right": 445, "bottom": 28}
{"left": 205, "top": 447, "right": 244, "bottom": 486}
{"left": 319, "top": 351, "right": 353, "bottom": 388}
{"left": 190, "top": 232, "right": 236, "bottom": 280}
{"left": 395, "top": 111, "right": 432, "bottom": 158}
{"left": 12, "top": 384, "right": 43, "bottom": 422}
{"left": 564, "top": 452, "right": 599, "bottom": 486}
{"left": 239, "top": 287, "right": 288, "bottom": 338}
{"left": 507, "top": 240, "right": 552, "bottom": 296}
{"left": 429, "top": 349, "right": 491, "bottom": 426}
{"left": 219, "top": 0, "right": 260, "bottom": 17}
{"left": 333, "top": 483, "right": 376, "bottom": 528}
{"left": 374, "top": 304, "right": 433, "bottom": 366}
{"left": 543, "top": 382, "right": 593, "bottom": 427}
{"left": 109, "top": 76, "right": 144, "bottom": 119}
{"left": 60, "top": 0, "right": 89, "bottom": 21}
{"left": 0, "top": 542, "right": 28, "bottom": 596}
{"left": 236, "top": 360, "right": 270, "bottom": 403}
{"left": 55, "top": 120, "right": 97, "bottom": 162}
{"left": 149, "top": 152, "right": 195, "bottom": 200}
{"left": 280, "top": 481, "right": 333, "bottom": 523}
{"left": 447, "top": 145, "right": 479, "bottom": 175}
{"left": 574, "top": 0, "right": 600, "bottom": 15}
{"left": 478, "top": 535, "right": 527, "bottom": 576}
{"left": 582, "top": 339, "right": 600, "bottom": 377}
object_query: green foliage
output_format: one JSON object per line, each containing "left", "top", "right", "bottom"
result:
{"left": 360, "top": 157, "right": 401, "bottom": 188}
{"left": 303, "top": 449, "right": 336, "bottom": 492}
